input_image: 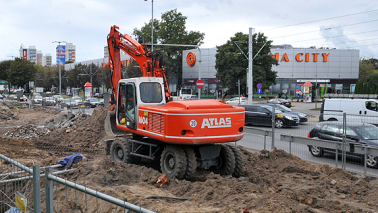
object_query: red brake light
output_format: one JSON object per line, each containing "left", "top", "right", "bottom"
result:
{"left": 281, "top": 102, "right": 284, "bottom": 105}
{"left": 308, "top": 132, "right": 311, "bottom": 138}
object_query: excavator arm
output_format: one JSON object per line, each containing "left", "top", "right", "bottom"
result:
{"left": 107, "top": 25, "right": 171, "bottom": 105}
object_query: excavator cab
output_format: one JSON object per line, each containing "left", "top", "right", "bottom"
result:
{"left": 105, "top": 77, "right": 166, "bottom": 137}
{"left": 117, "top": 82, "right": 137, "bottom": 130}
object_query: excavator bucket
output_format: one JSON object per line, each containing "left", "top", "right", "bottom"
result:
{"left": 105, "top": 110, "right": 129, "bottom": 137}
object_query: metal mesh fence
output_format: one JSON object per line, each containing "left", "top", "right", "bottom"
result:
{"left": 242, "top": 111, "right": 378, "bottom": 177}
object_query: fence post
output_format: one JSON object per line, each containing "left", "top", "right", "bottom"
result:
{"left": 271, "top": 107, "right": 275, "bottom": 150}
{"left": 364, "top": 146, "right": 367, "bottom": 175}
{"left": 335, "top": 143, "right": 338, "bottom": 168}
{"left": 32, "top": 165, "right": 41, "bottom": 213}
{"left": 45, "top": 167, "right": 54, "bottom": 213}
{"left": 342, "top": 112, "right": 346, "bottom": 169}
{"left": 264, "top": 131, "right": 267, "bottom": 150}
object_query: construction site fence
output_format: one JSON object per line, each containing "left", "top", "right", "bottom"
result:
{"left": 242, "top": 112, "right": 378, "bottom": 178}
{"left": 0, "top": 153, "right": 155, "bottom": 213}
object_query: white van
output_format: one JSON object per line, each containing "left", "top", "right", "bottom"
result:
{"left": 320, "top": 98, "right": 378, "bottom": 124}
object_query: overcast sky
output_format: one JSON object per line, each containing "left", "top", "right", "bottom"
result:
{"left": 1, "top": 0, "right": 377, "bottom": 64}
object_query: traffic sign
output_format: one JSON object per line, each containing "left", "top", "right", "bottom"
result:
{"left": 257, "top": 89, "right": 262, "bottom": 94}
{"left": 257, "top": 83, "right": 263, "bottom": 89}
{"left": 196, "top": 79, "right": 205, "bottom": 89}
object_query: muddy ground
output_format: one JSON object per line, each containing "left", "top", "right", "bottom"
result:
{"left": 1, "top": 101, "right": 378, "bottom": 212}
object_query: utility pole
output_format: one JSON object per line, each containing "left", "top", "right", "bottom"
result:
{"left": 248, "top": 27, "right": 253, "bottom": 104}
{"left": 52, "top": 41, "right": 67, "bottom": 97}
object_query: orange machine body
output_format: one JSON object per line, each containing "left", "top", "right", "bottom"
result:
{"left": 116, "top": 100, "right": 245, "bottom": 144}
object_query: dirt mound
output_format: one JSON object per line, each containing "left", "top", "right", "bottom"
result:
{"left": 52, "top": 148, "right": 378, "bottom": 212}
{"left": 4, "top": 124, "right": 50, "bottom": 139}
{"left": 33, "top": 106, "right": 110, "bottom": 155}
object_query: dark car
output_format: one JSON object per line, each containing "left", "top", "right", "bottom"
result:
{"left": 84, "top": 98, "right": 100, "bottom": 108}
{"left": 94, "top": 93, "right": 104, "bottom": 98}
{"left": 267, "top": 98, "right": 292, "bottom": 108}
{"left": 307, "top": 121, "right": 378, "bottom": 168}
{"left": 241, "top": 104, "right": 299, "bottom": 128}
{"left": 265, "top": 103, "right": 308, "bottom": 122}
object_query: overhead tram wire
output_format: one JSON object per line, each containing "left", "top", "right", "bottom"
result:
{"left": 282, "top": 29, "right": 378, "bottom": 44}
{"left": 263, "top": 8, "right": 378, "bottom": 31}
{"left": 269, "top": 19, "right": 378, "bottom": 40}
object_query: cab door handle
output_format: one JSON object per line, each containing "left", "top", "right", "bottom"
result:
{"left": 359, "top": 110, "right": 362, "bottom": 114}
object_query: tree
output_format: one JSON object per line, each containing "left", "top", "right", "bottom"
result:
{"left": 365, "top": 73, "right": 378, "bottom": 88}
{"left": 133, "top": 9, "right": 205, "bottom": 86}
{"left": 215, "top": 32, "right": 278, "bottom": 95}
{"left": 359, "top": 58, "right": 377, "bottom": 81}
{"left": 8, "top": 58, "right": 37, "bottom": 87}
{"left": 126, "top": 60, "right": 143, "bottom": 78}
{"left": 0, "top": 60, "right": 12, "bottom": 80}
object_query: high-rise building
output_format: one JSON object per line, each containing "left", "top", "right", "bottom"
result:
{"left": 19, "top": 45, "right": 51, "bottom": 66}
{"left": 104, "top": 46, "right": 109, "bottom": 58}
{"left": 36, "top": 50, "right": 43, "bottom": 65}
{"left": 28, "top": 46, "right": 37, "bottom": 64}
{"left": 66, "top": 43, "right": 76, "bottom": 62}
{"left": 43, "top": 54, "right": 52, "bottom": 66}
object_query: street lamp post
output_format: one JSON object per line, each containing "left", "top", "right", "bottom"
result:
{"left": 52, "top": 41, "right": 67, "bottom": 97}
{"left": 145, "top": 0, "right": 154, "bottom": 51}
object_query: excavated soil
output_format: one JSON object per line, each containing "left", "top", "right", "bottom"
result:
{"left": 1, "top": 101, "right": 378, "bottom": 212}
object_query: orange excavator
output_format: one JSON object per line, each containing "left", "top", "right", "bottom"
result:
{"left": 104, "top": 25, "right": 245, "bottom": 179}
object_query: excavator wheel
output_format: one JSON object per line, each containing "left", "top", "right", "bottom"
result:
{"left": 110, "top": 139, "right": 137, "bottom": 164}
{"left": 228, "top": 145, "right": 244, "bottom": 178}
{"left": 184, "top": 147, "right": 197, "bottom": 180}
{"left": 160, "top": 145, "right": 187, "bottom": 180}
{"left": 212, "top": 144, "right": 235, "bottom": 176}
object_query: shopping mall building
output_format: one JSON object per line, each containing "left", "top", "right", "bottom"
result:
{"left": 182, "top": 45, "right": 359, "bottom": 97}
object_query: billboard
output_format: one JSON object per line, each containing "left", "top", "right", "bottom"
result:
{"left": 22, "top": 49, "right": 27, "bottom": 60}
{"left": 57, "top": 45, "right": 66, "bottom": 65}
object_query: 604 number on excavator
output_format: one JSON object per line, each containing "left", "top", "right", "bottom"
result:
{"left": 104, "top": 25, "right": 245, "bottom": 180}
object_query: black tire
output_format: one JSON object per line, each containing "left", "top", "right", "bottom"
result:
{"left": 275, "top": 119, "right": 284, "bottom": 128}
{"left": 328, "top": 118, "right": 338, "bottom": 121}
{"left": 228, "top": 145, "right": 243, "bottom": 178}
{"left": 184, "top": 147, "right": 197, "bottom": 180}
{"left": 110, "top": 139, "right": 133, "bottom": 164}
{"left": 160, "top": 146, "right": 187, "bottom": 180}
{"left": 366, "top": 155, "right": 378, "bottom": 168}
{"left": 212, "top": 144, "right": 235, "bottom": 176}
{"left": 309, "top": 145, "right": 324, "bottom": 157}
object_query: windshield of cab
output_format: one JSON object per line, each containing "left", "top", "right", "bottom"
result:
{"left": 140, "top": 82, "right": 162, "bottom": 103}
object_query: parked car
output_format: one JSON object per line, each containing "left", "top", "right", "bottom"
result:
{"left": 19, "top": 95, "right": 28, "bottom": 102}
{"left": 99, "top": 99, "right": 105, "bottom": 107}
{"left": 307, "top": 121, "right": 378, "bottom": 168}
{"left": 267, "top": 98, "right": 292, "bottom": 108}
{"left": 61, "top": 98, "right": 79, "bottom": 109}
{"left": 241, "top": 104, "right": 299, "bottom": 128}
{"left": 319, "top": 99, "right": 378, "bottom": 125}
{"left": 265, "top": 103, "right": 308, "bottom": 122}
{"left": 52, "top": 95, "right": 63, "bottom": 104}
{"left": 183, "top": 95, "right": 198, "bottom": 100}
{"left": 31, "top": 94, "right": 43, "bottom": 104}
{"left": 8, "top": 94, "right": 18, "bottom": 100}
{"left": 42, "top": 97, "right": 55, "bottom": 106}
{"left": 84, "top": 98, "right": 100, "bottom": 108}
{"left": 226, "top": 97, "right": 248, "bottom": 105}
{"left": 94, "top": 93, "right": 104, "bottom": 98}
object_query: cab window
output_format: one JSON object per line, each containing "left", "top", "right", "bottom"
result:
{"left": 140, "top": 82, "right": 163, "bottom": 103}
{"left": 365, "top": 101, "right": 378, "bottom": 111}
